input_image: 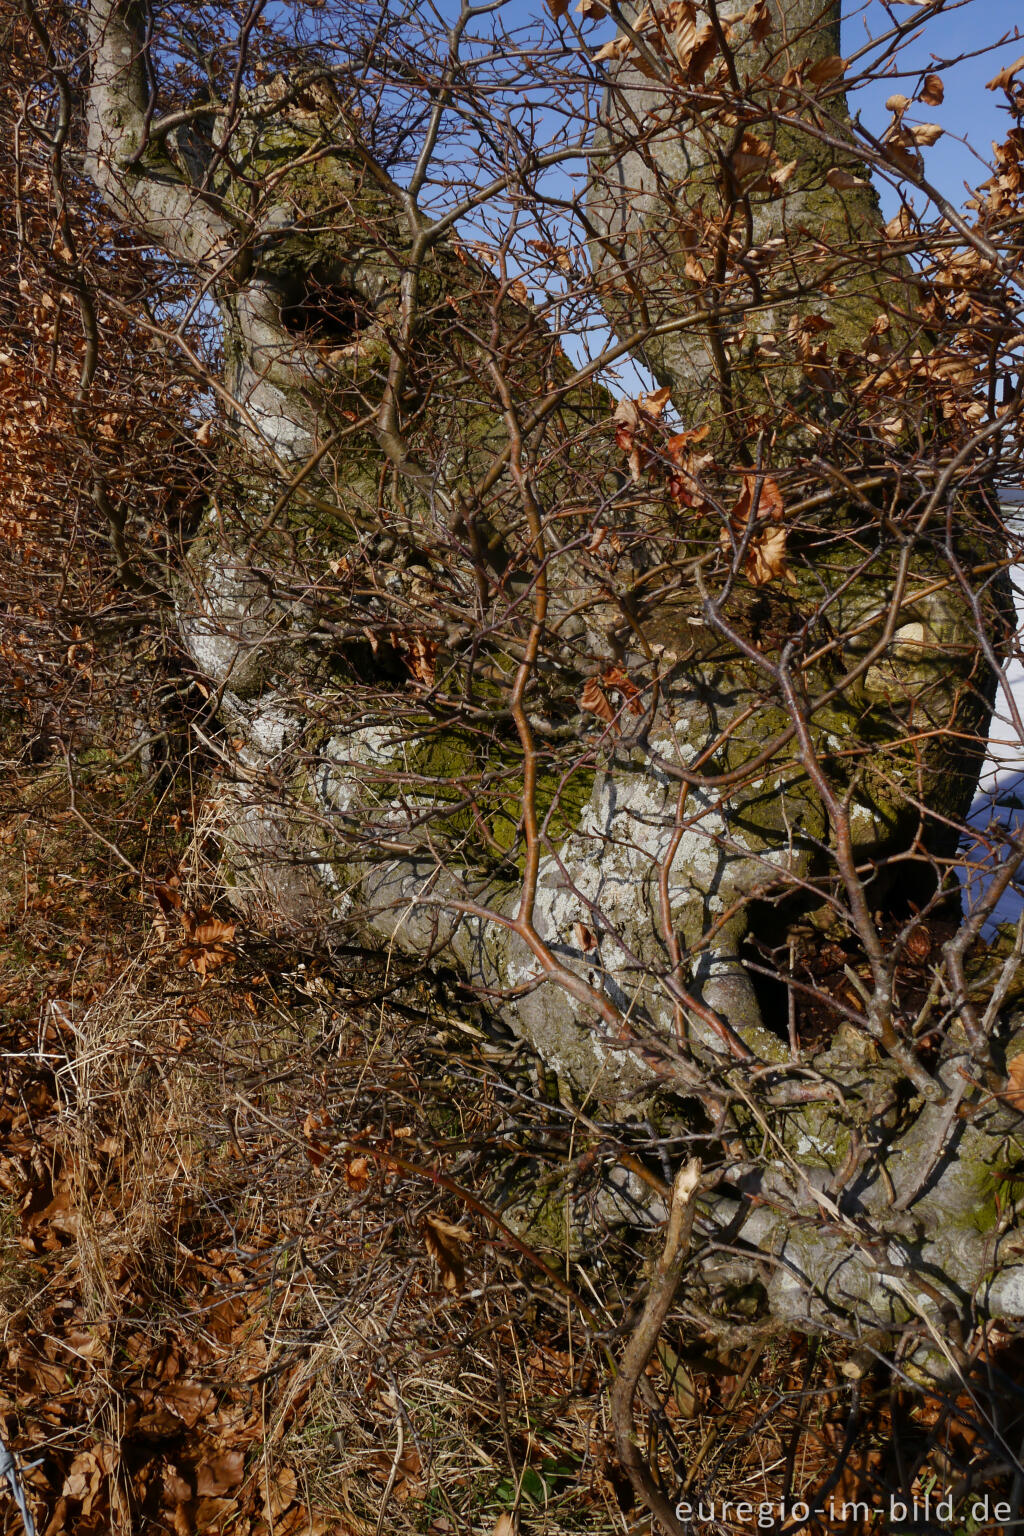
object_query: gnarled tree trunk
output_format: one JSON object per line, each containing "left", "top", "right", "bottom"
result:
{"left": 82, "top": 0, "right": 1023, "bottom": 1364}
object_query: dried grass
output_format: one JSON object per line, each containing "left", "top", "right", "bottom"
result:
{"left": 3, "top": 807, "right": 1021, "bottom": 1535}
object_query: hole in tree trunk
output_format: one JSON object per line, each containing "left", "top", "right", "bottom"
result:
{"left": 277, "top": 264, "right": 366, "bottom": 343}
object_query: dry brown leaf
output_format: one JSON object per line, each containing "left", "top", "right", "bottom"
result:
{"left": 423, "top": 1213, "right": 471, "bottom": 1291}
{"left": 826, "top": 166, "right": 868, "bottom": 190}
{"left": 602, "top": 662, "right": 644, "bottom": 714}
{"left": 302, "top": 1110, "right": 332, "bottom": 1169}
{"left": 163, "top": 1464, "right": 193, "bottom": 1505}
{"left": 1004, "top": 1054, "right": 1024, "bottom": 1114}
{"left": 885, "top": 93, "right": 911, "bottom": 116}
{"left": 372, "top": 1445, "right": 424, "bottom": 1502}
{"left": 62, "top": 1450, "right": 106, "bottom": 1516}
{"left": 885, "top": 208, "right": 912, "bottom": 240}
{"left": 193, "top": 1496, "right": 238, "bottom": 1530}
{"left": 907, "top": 122, "right": 943, "bottom": 147}
{"left": 882, "top": 140, "right": 923, "bottom": 176}
{"left": 759, "top": 475, "right": 786, "bottom": 521}
{"left": 153, "top": 879, "right": 183, "bottom": 915}
{"left": 743, "top": 0, "right": 771, "bottom": 44}
{"left": 731, "top": 133, "right": 773, "bottom": 177}
{"left": 190, "top": 916, "right": 237, "bottom": 950}
{"left": 42, "top": 1497, "right": 71, "bottom": 1536}
{"left": 179, "top": 903, "right": 239, "bottom": 976}
{"left": 666, "top": 425, "right": 715, "bottom": 510}
{"left": 592, "top": 34, "right": 631, "bottom": 64}
{"left": 721, "top": 476, "right": 791, "bottom": 586}
{"left": 636, "top": 52, "right": 668, "bottom": 82}
{"left": 612, "top": 393, "right": 667, "bottom": 481}
{"left": 179, "top": 911, "right": 237, "bottom": 976}
{"left": 266, "top": 1465, "right": 299, "bottom": 1521}
{"left": 685, "top": 24, "right": 720, "bottom": 84}
{"left": 987, "top": 55, "right": 1024, "bottom": 92}
{"left": 158, "top": 1381, "right": 218, "bottom": 1428}
{"left": 671, "top": 1, "right": 698, "bottom": 64}
{"left": 398, "top": 1447, "right": 423, "bottom": 1480}
{"left": 528, "top": 238, "right": 572, "bottom": 272}
{"left": 624, "top": 443, "right": 644, "bottom": 482}
{"left": 491, "top": 1516, "right": 517, "bottom": 1536}
{"left": 805, "top": 53, "right": 846, "bottom": 86}
{"left": 466, "top": 239, "right": 498, "bottom": 268}
{"left": 665, "top": 424, "right": 709, "bottom": 457}
{"left": 575, "top": 0, "right": 608, "bottom": 18}
{"left": 343, "top": 1153, "right": 370, "bottom": 1190}
{"left": 731, "top": 471, "right": 786, "bottom": 524}
{"left": 640, "top": 384, "right": 672, "bottom": 417}
{"left": 579, "top": 677, "right": 615, "bottom": 723}
{"left": 744, "top": 523, "right": 791, "bottom": 587}
{"left": 770, "top": 158, "right": 798, "bottom": 190}
{"left": 573, "top": 921, "right": 597, "bottom": 954}
{"left": 545, "top": 0, "right": 570, "bottom": 17}
{"left": 905, "top": 925, "right": 931, "bottom": 961}
{"left": 612, "top": 396, "right": 641, "bottom": 434}
{"left": 919, "top": 72, "right": 944, "bottom": 106}
{"left": 402, "top": 633, "right": 437, "bottom": 690}
{"left": 195, "top": 1451, "right": 245, "bottom": 1497}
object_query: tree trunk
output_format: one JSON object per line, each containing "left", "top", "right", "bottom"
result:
{"left": 82, "top": 0, "right": 1022, "bottom": 1364}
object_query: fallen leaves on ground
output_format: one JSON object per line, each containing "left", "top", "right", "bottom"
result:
{"left": 180, "top": 913, "right": 237, "bottom": 976}
{"left": 153, "top": 882, "right": 237, "bottom": 974}
{"left": 0, "top": 978, "right": 352, "bottom": 1536}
